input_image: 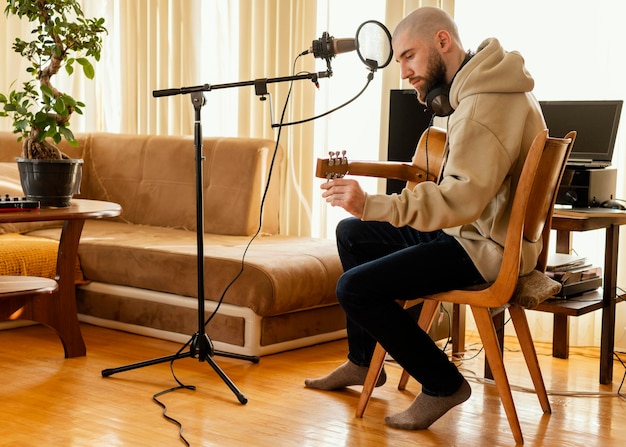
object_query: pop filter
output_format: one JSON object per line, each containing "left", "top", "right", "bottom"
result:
{"left": 355, "top": 20, "right": 393, "bottom": 71}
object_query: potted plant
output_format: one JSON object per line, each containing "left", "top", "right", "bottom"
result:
{"left": 0, "top": 0, "right": 106, "bottom": 207}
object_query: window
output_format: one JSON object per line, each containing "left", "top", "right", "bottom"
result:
{"left": 313, "top": 0, "right": 387, "bottom": 237}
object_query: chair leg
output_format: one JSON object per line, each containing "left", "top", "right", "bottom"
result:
{"left": 398, "top": 298, "right": 440, "bottom": 390}
{"left": 356, "top": 342, "right": 387, "bottom": 418}
{"left": 509, "top": 304, "right": 552, "bottom": 414}
{"left": 357, "top": 298, "right": 442, "bottom": 417}
{"left": 484, "top": 308, "right": 506, "bottom": 380}
{"left": 472, "top": 306, "right": 524, "bottom": 445}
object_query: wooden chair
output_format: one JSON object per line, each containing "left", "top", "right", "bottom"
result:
{"left": 355, "top": 129, "right": 576, "bottom": 445}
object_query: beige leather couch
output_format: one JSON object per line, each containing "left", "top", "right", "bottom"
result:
{"left": 0, "top": 132, "right": 345, "bottom": 356}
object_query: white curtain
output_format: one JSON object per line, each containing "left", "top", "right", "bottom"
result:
{"left": 237, "top": 0, "right": 317, "bottom": 236}
{"left": 0, "top": 0, "right": 317, "bottom": 236}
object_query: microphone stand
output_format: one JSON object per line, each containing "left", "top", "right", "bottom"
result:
{"left": 101, "top": 69, "right": 331, "bottom": 405}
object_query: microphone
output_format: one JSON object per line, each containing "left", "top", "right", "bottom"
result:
{"left": 307, "top": 32, "right": 356, "bottom": 59}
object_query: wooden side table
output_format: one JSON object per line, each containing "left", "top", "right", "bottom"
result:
{"left": 534, "top": 209, "right": 626, "bottom": 384}
{"left": 0, "top": 199, "right": 121, "bottom": 357}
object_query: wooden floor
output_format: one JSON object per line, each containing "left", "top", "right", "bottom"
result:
{"left": 1, "top": 323, "right": 626, "bottom": 447}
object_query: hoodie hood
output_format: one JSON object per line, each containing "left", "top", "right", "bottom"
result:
{"left": 450, "top": 38, "right": 535, "bottom": 110}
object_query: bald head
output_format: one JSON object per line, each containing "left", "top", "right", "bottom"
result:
{"left": 393, "top": 7, "right": 462, "bottom": 47}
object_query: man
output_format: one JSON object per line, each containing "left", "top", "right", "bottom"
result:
{"left": 304, "top": 7, "right": 546, "bottom": 431}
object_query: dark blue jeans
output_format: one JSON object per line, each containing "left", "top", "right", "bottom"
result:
{"left": 335, "top": 217, "right": 485, "bottom": 396}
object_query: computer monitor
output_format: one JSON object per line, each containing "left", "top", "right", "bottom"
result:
{"left": 539, "top": 100, "right": 623, "bottom": 167}
{"left": 387, "top": 89, "right": 433, "bottom": 193}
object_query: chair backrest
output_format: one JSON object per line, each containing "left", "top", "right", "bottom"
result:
{"left": 488, "top": 129, "right": 576, "bottom": 306}
{"left": 527, "top": 131, "right": 576, "bottom": 271}
{"left": 401, "top": 129, "right": 576, "bottom": 310}
{"left": 524, "top": 131, "right": 576, "bottom": 272}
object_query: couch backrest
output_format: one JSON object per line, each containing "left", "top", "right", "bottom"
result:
{"left": 0, "top": 132, "right": 283, "bottom": 236}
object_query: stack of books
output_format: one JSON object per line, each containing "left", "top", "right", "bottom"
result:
{"left": 546, "top": 253, "right": 602, "bottom": 297}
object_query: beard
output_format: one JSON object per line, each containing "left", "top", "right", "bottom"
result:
{"left": 415, "top": 48, "right": 448, "bottom": 104}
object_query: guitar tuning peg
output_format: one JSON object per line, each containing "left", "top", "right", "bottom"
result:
{"left": 341, "top": 150, "right": 348, "bottom": 164}
{"left": 334, "top": 151, "right": 343, "bottom": 167}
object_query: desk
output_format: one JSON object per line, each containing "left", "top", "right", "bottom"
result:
{"left": 534, "top": 209, "right": 626, "bottom": 384}
{"left": 0, "top": 199, "right": 121, "bottom": 357}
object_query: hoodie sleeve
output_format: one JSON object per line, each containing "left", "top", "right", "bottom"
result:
{"left": 362, "top": 117, "right": 514, "bottom": 232}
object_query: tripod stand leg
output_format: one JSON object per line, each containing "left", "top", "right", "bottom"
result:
{"left": 102, "top": 351, "right": 194, "bottom": 377}
{"left": 204, "top": 354, "right": 248, "bottom": 404}
{"left": 101, "top": 334, "right": 254, "bottom": 404}
{"left": 215, "top": 350, "right": 260, "bottom": 363}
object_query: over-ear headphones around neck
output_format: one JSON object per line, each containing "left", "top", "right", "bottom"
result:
{"left": 425, "top": 51, "right": 474, "bottom": 117}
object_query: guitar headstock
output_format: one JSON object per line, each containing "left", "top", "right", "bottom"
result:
{"left": 315, "top": 150, "right": 349, "bottom": 179}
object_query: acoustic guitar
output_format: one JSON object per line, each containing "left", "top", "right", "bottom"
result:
{"left": 315, "top": 126, "right": 447, "bottom": 190}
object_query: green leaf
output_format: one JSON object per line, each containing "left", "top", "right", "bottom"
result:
{"left": 41, "top": 84, "right": 54, "bottom": 99}
{"left": 53, "top": 98, "right": 68, "bottom": 115}
{"left": 15, "top": 119, "right": 29, "bottom": 131}
{"left": 59, "top": 126, "right": 76, "bottom": 145}
{"left": 62, "top": 94, "right": 78, "bottom": 107}
{"left": 77, "top": 58, "right": 95, "bottom": 79}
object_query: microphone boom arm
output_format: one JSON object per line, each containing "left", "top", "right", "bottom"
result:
{"left": 152, "top": 70, "right": 332, "bottom": 98}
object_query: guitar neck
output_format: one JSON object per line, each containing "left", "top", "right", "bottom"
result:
{"left": 315, "top": 126, "right": 446, "bottom": 185}
{"left": 341, "top": 161, "right": 437, "bottom": 183}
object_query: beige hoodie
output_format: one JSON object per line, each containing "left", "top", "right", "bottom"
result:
{"left": 362, "top": 38, "right": 546, "bottom": 281}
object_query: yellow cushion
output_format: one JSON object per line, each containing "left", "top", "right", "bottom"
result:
{"left": 0, "top": 233, "right": 58, "bottom": 279}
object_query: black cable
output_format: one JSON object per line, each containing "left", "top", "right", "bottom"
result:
{"left": 202, "top": 53, "right": 299, "bottom": 327}
{"left": 202, "top": 55, "right": 378, "bottom": 326}
{"left": 273, "top": 70, "right": 375, "bottom": 128}
{"left": 153, "top": 383, "right": 196, "bottom": 447}
{"left": 613, "top": 351, "right": 626, "bottom": 399}
{"left": 453, "top": 314, "right": 511, "bottom": 364}
{"left": 151, "top": 338, "right": 196, "bottom": 446}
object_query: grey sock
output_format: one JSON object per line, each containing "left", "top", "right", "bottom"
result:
{"left": 304, "top": 360, "right": 387, "bottom": 390}
{"left": 385, "top": 378, "right": 471, "bottom": 430}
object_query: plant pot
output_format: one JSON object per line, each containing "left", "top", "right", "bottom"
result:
{"left": 16, "top": 157, "right": 83, "bottom": 208}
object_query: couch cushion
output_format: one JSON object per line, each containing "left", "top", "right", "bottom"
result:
{"left": 28, "top": 220, "right": 342, "bottom": 317}
{"left": 78, "top": 133, "right": 282, "bottom": 236}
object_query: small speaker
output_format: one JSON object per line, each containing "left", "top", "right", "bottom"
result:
{"left": 556, "top": 167, "right": 617, "bottom": 207}
{"left": 387, "top": 90, "right": 433, "bottom": 194}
